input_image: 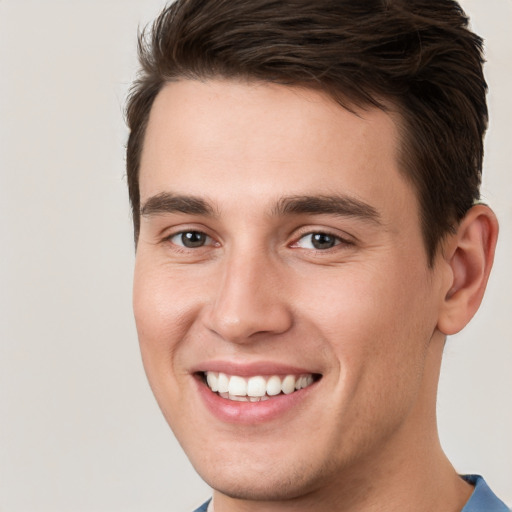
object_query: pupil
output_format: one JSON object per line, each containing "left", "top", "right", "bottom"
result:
{"left": 182, "top": 231, "right": 206, "bottom": 248}
{"left": 312, "top": 233, "right": 335, "bottom": 249}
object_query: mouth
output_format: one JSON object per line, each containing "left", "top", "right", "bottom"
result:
{"left": 198, "top": 371, "right": 321, "bottom": 402}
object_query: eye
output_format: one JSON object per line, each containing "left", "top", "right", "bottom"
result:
{"left": 169, "top": 231, "right": 213, "bottom": 248}
{"left": 294, "top": 232, "right": 342, "bottom": 250}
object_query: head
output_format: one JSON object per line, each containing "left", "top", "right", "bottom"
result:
{"left": 127, "top": 0, "right": 498, "bottom": 507}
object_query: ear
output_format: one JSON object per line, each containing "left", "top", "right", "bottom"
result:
{"left": 437, "top": 204, "right": 499, "bottom": 335}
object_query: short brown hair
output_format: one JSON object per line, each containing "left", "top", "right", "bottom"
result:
{"left": 126, "top": 0, "right": 487, "bottom": 263}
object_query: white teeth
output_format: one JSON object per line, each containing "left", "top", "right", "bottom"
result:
{"left": 228, "top": 375, "right": 247, "bottom": 396}
{"left": 229, "top": 394, "right": 248, "bottom": 402}
{"left": 247, "top": 376, "right": 267, "bottom": 397}
{"left": 204, "top": 372, "right": 316, "bottom": 400}
{"left": 295, "top": 374, "right": 314, "bottom": 390}
{"left": 266, "top": 375, "right": 282, "bottom": 396}
{"left": 206, "top": 372, "right": 219, "bottom": 392}
{"left": 281, "top": 375, "right": 296, "bottom": 395}
{"left": 217, "top": 373, "right": 229, "bottom": 393}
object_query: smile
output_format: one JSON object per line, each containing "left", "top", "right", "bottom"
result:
{"left": 203, "top": 371, "right": 316, "bottom": 402}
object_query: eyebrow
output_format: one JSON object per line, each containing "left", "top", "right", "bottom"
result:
{"left": 272, "top": 194, "right": 381, "bottom": 224}
{"left": 140, "top": 191, "right": 381, "bottom": 224}
{"left": 140, "top": 192, "right": 216, "bottom": 217}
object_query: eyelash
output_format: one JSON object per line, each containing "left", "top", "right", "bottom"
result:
{"left": 165, "top": 230, "right": 217, "bottom": 250}
{"left": 163, "top": 228, "right": 353, "bottom": 253}
{"left": 291, "top": 230, "right": 353, "bottom": 251}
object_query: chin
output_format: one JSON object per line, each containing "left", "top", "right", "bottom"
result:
{"left": 201, "top": 468, "right": 320, "bottom": 502}
{"left": 188, "top": 444, "right": 335, "bottom": 503}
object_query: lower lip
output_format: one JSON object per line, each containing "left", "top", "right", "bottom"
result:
{"left": 195, "top": 377, "right": 318, "bottom": 424}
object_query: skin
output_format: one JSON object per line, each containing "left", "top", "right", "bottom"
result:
{"left": 133, "top": 79, "right": 497, "bottom": 512}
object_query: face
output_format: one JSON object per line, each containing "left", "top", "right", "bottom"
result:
{"left": 134, "top": 79, "right": 447, "bottom": 503}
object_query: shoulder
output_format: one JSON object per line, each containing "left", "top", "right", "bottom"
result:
{"left": 461, "top": 475, "right": 510, "bottom": 512}
{"left": 192, "top": 499, "right": 211, "bottom": 512}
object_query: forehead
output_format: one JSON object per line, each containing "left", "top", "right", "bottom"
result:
{"left": 139, "top": 79, "right": 416, "bottom": 222}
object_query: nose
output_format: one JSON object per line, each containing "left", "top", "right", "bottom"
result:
{"left": 203, "top": 249, "right": 293, "bottom": 343}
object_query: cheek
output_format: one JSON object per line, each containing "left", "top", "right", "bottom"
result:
{"left": 132, "top": 259, "right": 199, "bottom": 427}
{"left": 133, "top": 257, "right": 192, "bottom": 377}
{"left": 133, "top": 251, "right": 203, "bottom": 336}
{"left": 293, "top": 259, "right": 437, "bottom": 381}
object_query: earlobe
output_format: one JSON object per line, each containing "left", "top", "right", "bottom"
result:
{"left": 437, "top": 204, "right": 499, "bottom": 335}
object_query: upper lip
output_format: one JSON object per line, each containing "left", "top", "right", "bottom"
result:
{"left": 191, "top": 360, "right": 320, "bottom": 377}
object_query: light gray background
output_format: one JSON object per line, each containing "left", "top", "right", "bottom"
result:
{"left": 0, "top": 1, "right": 510, "bottom": 510}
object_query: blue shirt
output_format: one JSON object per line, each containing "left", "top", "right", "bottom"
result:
{"left": 193, "top": 475, "right": 509, "bottom": 512}
{"left": 461, "top": 475, "right": 509, "bottom": 512}
{"left": 192, "top": 500, "right": 209, "bottom": 512}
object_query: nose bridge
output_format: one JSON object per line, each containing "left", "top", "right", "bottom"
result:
{"left": 205, "top": 242, "right": 292, "bottom": 342}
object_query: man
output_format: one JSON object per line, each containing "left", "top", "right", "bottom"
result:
{"left": 125, "top": 1, "right": 507, "bottom": 510}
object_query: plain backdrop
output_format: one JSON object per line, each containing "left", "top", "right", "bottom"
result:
{"left": 0, "top": 1, "right": 510, "bottom": 510}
